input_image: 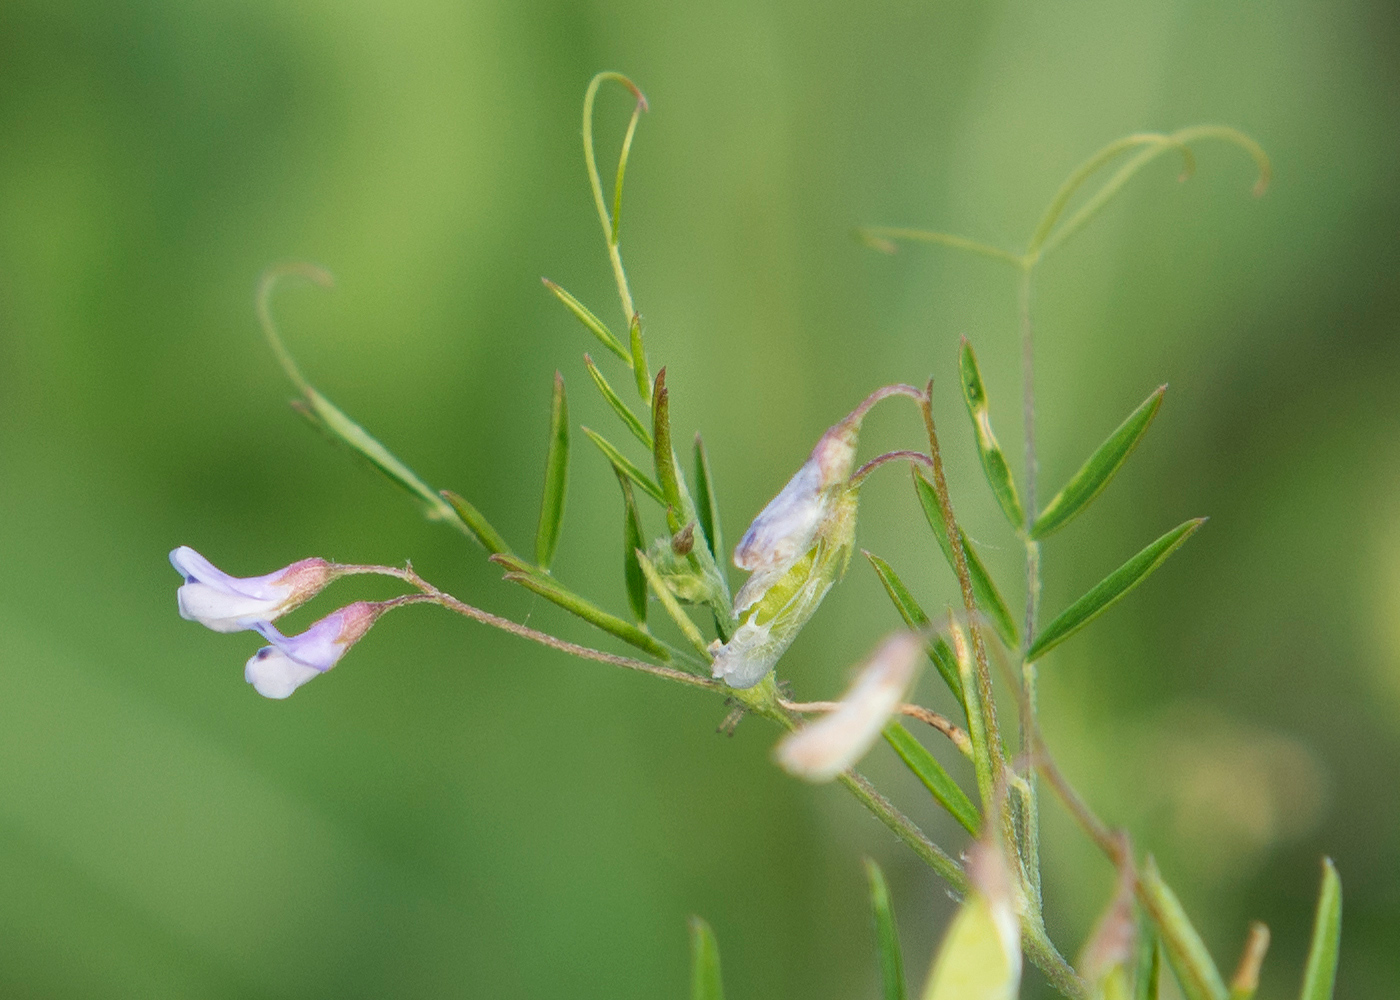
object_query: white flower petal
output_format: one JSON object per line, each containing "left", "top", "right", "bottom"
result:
{"left": 774, "top": 631, "right": 921, "bottom": 782}
{"left": 245, "top": 646, "right": 324, "bottom": 699}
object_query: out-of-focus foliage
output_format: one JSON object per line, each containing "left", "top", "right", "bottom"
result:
{"left": 0, "top": 0, "right": 1394, "bottom": 997}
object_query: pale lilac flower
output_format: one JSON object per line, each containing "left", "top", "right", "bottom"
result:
{"left": 170, "top": 546, "right": 334, "bottom": 633}
{"left": 774, "top": 631, "right": 922, "bottom": 781}
{"left": 244, "top": 601, "right": 382, "bottom": 699}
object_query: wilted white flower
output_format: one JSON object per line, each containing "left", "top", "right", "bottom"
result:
{"left": 922, "top": 835, "right": 1022, "bottom": 1000}
{"left": 774, "top": 631, "right": 922, "bottom": 781}
{"left": 244, "top": 601, "right": 382, "bottom": 699}
{"left": 170, "top": 546, "right": 334, "bottom": 633}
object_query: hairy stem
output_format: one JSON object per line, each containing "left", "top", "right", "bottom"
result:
{"left": 1017, "top": 263, "right": 1044, "bottom": 912}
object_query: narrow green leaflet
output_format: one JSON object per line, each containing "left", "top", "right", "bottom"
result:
{"left": 913, "top": 471, "right": 1019, "bottom": 648}
{"left": 1298, "top": 859, "right": 1342, "bottom": 1000}
{"left": 491, "top": 553, "right": 669, "bottom": 660}
{"left": 1032, "top": 386, "right": 1165, "bottom": 539}
{"left": 864, "top": 859, "right": 909, "bottom": 1000}
{"left": 637, "top": 551, "right": 709, "bottom": 657}
{"left": 884, "top": 723, "right": 979, "bottom": 835}
{"left": 541, "top": 278, "right": 631, "bottom": 363}
{"left": 1135, "top": 931, "right": 1161, "bottom": 1000}
{"left": 614, "top": 467, "right": 647, "bottom": 622}
{"left": 255, "top": 267, "right": 478, "bottom": 544}
{"left": 959, "top": 338, "right": 1024, "bottom": 528}
{"left": 582, "top": 426, "right": 666, "bottom": 504}
{"left": 535, "top": 372, "right": 569, "bottom": 570}
{"left": 1139, "top": 857, "right": 1227, "bottom": 1000}
{"left": 652, "top": 368, "right": 684, "bottom": 518}
{"left": 689, "top": 917, "right": 725, "bottom": 1000}
{"left": 693, "top": 434, "right": 723, "bottom": 561}
{"left": 584, "top": 353, "right": 651, "bottom": 448}
{"left": 1027, "top": 518, "right": 1204, "bottom": 661}
{"left": 863, "top": 551, "right": 964, "bottom": 704}
{"left": 630, "top": 314, "right": 651, "bottom": 403}
{"left": 441, "top": 490, "right": 512, "bottom": 556}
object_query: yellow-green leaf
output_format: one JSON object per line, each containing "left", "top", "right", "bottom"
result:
{"left": 1298, "top": 859, "right": 1342, "bottom": 1000}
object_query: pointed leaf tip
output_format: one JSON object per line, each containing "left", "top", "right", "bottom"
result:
{"left": 535, "top": 372, "right": 570, "bottom": 569}
{"left": 884, "top": 723, "right": 980, "bottom": 835}
{"left": 864, "top": 859, "right": 909, "bottom": 1000}
{"left": 693, "top": 434, "right": 723, "bottom": 561}
{"left": 1032, "top": 386, "right": 1166, "bottom": 539}
{"left": 689, "top": 917, "right": 725, "bottom": 1000}
{"left": 958, "top": 338, "right": 1025, "bottom": 529}
{"left": 1299, "top": 858, "right": 1341, "bottom": 1000}
{"left": 1027, "top": 518, "right": 1204, "bottom": 661}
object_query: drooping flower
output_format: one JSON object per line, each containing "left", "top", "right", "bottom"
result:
{"left": 244, "top": 601, "right": 383, "bottom": 699}
{"left": 170, "top": 546, "right": 334, "bottom": 633}
{"left": 774, "top": 631, "right": 922, "bottom": 782}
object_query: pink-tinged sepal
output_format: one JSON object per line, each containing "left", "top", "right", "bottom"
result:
{"left": 244, "top": 601, "right": 381, "bottom": 699}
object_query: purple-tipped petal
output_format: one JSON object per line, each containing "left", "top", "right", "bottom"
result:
{"left": 170, "top": 546, "right": 333, "bottom": 633}
{"left": 245, "top": 602, "right": 382, "bottom": 699}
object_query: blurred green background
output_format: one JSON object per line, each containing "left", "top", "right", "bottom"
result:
{"left": 0, "top": 0, "right": 1396, "bottom": 996}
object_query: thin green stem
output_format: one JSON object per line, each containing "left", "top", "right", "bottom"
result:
{"left": 1017, "top": 263, "right": 1044, "bottom": 913}
{"left": 256, "top": 262, "right": 334, "bottom": 393}
{"left": 856, "top": 226, "right": 1025, "bottom": 267}
{"left": 916, "top": 388, "right": 1020, "bottom": 866}
{"left": 582, "top": 72, "right": 647, "bottom": 324}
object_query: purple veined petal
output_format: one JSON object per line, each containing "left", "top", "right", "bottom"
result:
{"left": 245, "top": 602, "right": 382, "bottom": 698}
{"left": 170, "top": 546, "right": 334, "bottom": 633}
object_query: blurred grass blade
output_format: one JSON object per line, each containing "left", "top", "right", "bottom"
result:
{"left": 652, "top": 368, "right": 684, "bottom": 517}
{"left": 614, "top": 467, "right": 648, "bottom": 622}
{"left": 491, "top": 553, "right": 669, "bottom": 660}
{"left": 541, "top": 279, "right": 631, "bottom": 363}
{"left": 959, "top": 338, "right": 1024, "bottom": 528}
{"left": 1032, "top": 387, "right": 1165, "bottom": 539}
{"left": 913, "top": 470, "right": 1019, "bottom": 647}
{"left": 441, "top": 490, "right": 512, "bottom": 556}
{"left": 257, "top": 265, "right": 477, "bottom": 542}
{"left": 693, "top": 434, "right": 723, "bottom": 561}
{"left": 630, "top": 314, "right": 652, "bottom": 403}
{"left": 1298, "top": 859, "right": 1342, "bottom": 1000}
{"left": 535, "top": 372, "right": 569, "bottom": 569}
{"left": 689, "top": 917, "right": 725, "bottom": 1000}
{"left": 637, "top": 551, "right": 710, "bottom": 657}
{"left": 863, "top": 551, "right": 963, "bottom": 703}
{"left": 1027, "top": 518, "right": 1204, "bottom": 661}
{"left": 582, "top": 426, "right": 666, "bottom": 504}
{"left": 585, "top": 353, "right": 651, "bottom": 448}
{"left": 1141, "top": 940, "right": 1162, "bottom": 1000}
{"left": 883, "top": 723, "right": 979, "bottom": 835}
{"left": 1139, "top": 857, "right": 1228, "bottom": 1000}
{"left": 864, "top": 859, "right": 909, "bottom": 1000}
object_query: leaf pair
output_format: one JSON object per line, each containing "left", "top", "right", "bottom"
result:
{"left": 958, "top": 338, "right": 1165, "bottom": 540}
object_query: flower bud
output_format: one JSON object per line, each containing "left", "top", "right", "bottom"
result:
{"left": 711, "top": 396, "right": 881, "bottom": 688}
{"left": 244, "top": 601, "right": 382, "bottom": 699}
{"left": 170, "top": 546, "right": 334, "bottom": 633}
{"left": 774, "top": 631, "right": 922, "bottom": 782}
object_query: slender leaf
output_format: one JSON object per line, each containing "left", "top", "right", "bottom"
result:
{"left": 959, "top": 338, "right": 1024, "bottom": 528}
{"left": 491, "top": 554, "right": 669, "bottom": 660}
{"left": 1139, "top": 940, "right": 1162, "bottom": 1000}
{"left": 863, "top": 551, "right": 964, "bottom": 704}
{"left": 884, "top": 723, "right": 979, "bottom": 835}
{"left": 541, "top": 278, "right": 631, "bottom": 363}
{"left": 440, "top": 490, "right": 512, "bottom": 556}
{"left": 913, "top": 471, "right": 1019, "bottom": 648}
{"left": 689, "top": 917, "right": 725, "bottom": 1000}
{"left": 864, "top": 859, "right": 908, "bottom": 1000}
{"left": 535, "top": 372, "right": 569, "bottom": 569}
{"left": 1298, "top": 858, "right": 1342, "bottom": 1000}
{"left": 585, "top": 353, "right": 651, "bottom": 448}
{"left": 630, "top": 313, "right": 651, "bottom": 403}
{"left": 637, "top": 551, "right": 710, "bottom": 657}
{"left": 581, "top": 426, "right": 666, "bottom": 504}
{"left": 614, "top": 467, "right": 647, "bottom": 622}
{"left": 652, "top": 368, "right": 684, "bottom": 518}
{"left": 1032, "top": 386, "right": 1165, "bottom": 539}
{"left": 1139, "top": 857, "right": 1227, "bottom": 1000}
{"left": 1227, "top": 923, "right": 1270, "bottom": 1000}
{"left": 693, "top": 434, "right": 723, "bottom": 561}
{"left": 1027, "top": 518, "right": 1205, "bottom": 661}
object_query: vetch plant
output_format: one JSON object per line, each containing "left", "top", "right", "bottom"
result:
{"left": 170, "top": 73, "right": 1344, "bottom": 999}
